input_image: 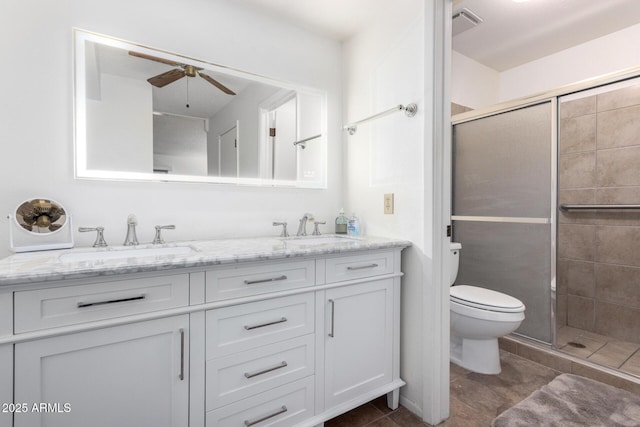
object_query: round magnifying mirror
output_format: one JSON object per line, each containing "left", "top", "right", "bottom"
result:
{"left": 15, "top": 198, "right": 68, "bottom": 235}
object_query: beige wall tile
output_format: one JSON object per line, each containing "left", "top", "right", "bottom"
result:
{"left": 559, "top": 151, "right": 596, "bottom": 189}
{"left": 517, "top": 344, "right": 571, "bottom": 373}
{"left": 567, "top": 295, "right": 595, "bottom": 331}
{"left": 594, "top": 187, "right": 640, "bottom": 225}
{"left": 597, "top": 105, "right": 640, "bottom": 150}
{"left": 561, "top": 259, "right": 595, "bottom": 298}
{"left": 595, "top": 301, "right": 640, "bottom": 344}
{"left": 596, "top": 186, "right": 640, "bottom": 204}
{"left": 558, "top": 224, "right": 595, "bottom": 261}
{"left": 597, "top": 83, "right": 640, "bottom": 112}
{"left": 558, "top": 189, "right": 596, "bottom": 224}
{"left": 597, "top": 146, "right": 640, "bottom": 187}
{"left": 595, "top": 263, "right": 640, "bottom": 309}
{"left": 560, "top": 114, "right": 596, "bottom": 154}
{"left": 560, "top": 95, "right": 596, "bottom": 118}
{"left": 596, "top": 226, "right": 640, "bottom": 266}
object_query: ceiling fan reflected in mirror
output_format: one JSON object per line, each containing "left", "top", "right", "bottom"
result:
{"left": 128, "top": 51, "right": 236, "bottom": 95}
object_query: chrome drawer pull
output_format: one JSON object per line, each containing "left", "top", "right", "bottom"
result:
{"left": 77, "top": 294, "right": 145, "bottom": 308}
{"left": 346, "top": 263, "right": 379, "bottom": 271}
{"left": 244, "top": 405, "right": 288, "bottom": 426}
{"left": 244, "top": 275, "right": 288, "bottom": 285}
{"left": 244, "top": 361, "right": 288, "bottom": 379}
{"left": 179, "top": 328, "right": 185, "bottom": 381}
{"left": 328, "top": 299, "right": 335, "bottom": 338}
{"left": 244, "top": 317, "right": 288, "bottom": 330}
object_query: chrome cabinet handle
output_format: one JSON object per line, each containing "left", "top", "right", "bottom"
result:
{"left": 244, "top": 317, "right": 287, "bottom": 330}
{"left": 77, "top": 294, "right": 145, "bottom": 308}
{"left": 179, "top": 328, "right": 185, "bottom": 381}
{"left": 347, "top": 263, "right": 379, "bottom": 270}
{"left": 244, "top": 275, "right": 288, "bottom": 285}
{"left": 244, "top": 361, "right": 288, "bottom": 379}
{"left": 328, "top": 299, "right": 335, "bottom": 337}
{"left": 244, "top": 405, "right": 288, "bottom": 426}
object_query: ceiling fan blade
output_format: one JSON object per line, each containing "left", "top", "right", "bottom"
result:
{"left": 148, "top": 69, "right": 186, "bottom": 88}
{"left": 198, "top": 72, "right": 236, "bottom": 95}
{"left": 128, "top": 51, "right": 183, "bottom": 67}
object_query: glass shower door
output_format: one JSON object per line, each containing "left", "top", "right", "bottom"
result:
{"left": 452, "top": 101, "right": 555, "bottom": 343}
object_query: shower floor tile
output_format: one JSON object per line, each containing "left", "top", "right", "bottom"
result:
{"left": 557, "top": 325, "right": 640, "bottom": 376}
{"left": 560, "top": 335, "right": 606, "bottom": 358}
{"left": 621, "top": 351, "right": 640, "bottom": 377}
{"left": 589, "top": 340, "right": 640, "bottom": 368}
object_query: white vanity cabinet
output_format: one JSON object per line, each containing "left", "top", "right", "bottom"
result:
{"left": 10, "top": 273, "right": 191, "bottom": 427}
{"left": 0, "top": 238, "right": 407, "bottom": 427}
{"left": 0, "top": 293, "right": 12, "bottom": 427}
{"left": 323, "top": 279, "right": 395, "bottom": 409}
{"left": 202, "top": 248, "right": 404, "bottom": 426}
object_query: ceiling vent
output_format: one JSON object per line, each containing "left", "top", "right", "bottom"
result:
{"left": 452, "top": 8, "right": 483, "bottom": 36}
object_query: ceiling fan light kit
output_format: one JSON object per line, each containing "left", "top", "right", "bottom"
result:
{"left": 128, "top": 50, "right": 236, "bottom": 95}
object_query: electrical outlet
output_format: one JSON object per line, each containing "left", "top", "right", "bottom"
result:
{"left": 384, "top": 193, "right": 394, "bottom": 214}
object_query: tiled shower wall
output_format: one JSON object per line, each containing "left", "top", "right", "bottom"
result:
{"left": 558, "top": 81, "right": 640, "bottom": 344}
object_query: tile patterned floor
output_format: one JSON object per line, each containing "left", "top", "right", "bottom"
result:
{"left": 557, "top": 325, "right": 640, "bottom": 376}
{"left": 326, "top": 350, "right": 561, "bottom": 426}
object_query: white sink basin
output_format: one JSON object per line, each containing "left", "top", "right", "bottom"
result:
{"left": 59, "top": 245, "right": 195, "bottom": 263}
{"left": 283, "top": 236, "right": 359, "bottom": 246}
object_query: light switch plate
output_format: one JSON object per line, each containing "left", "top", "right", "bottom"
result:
{"left": 384, "top": 193, "right": 394, "bottom": 214}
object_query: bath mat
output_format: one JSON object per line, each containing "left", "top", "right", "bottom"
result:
{"left": 491, "top": 373, "right": 640, "bottom": 427}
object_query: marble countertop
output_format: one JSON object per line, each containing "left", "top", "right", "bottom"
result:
{"left": 0, "top": 235, "right": 411, "bottom": 286}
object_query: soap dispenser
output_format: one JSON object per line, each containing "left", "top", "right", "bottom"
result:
{"left": 347, "top": 213, "right": 360, "bottom": 237}
{"left": 335, "top": 208, "right": 348, "bottom": 235}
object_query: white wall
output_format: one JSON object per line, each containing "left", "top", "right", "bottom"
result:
{"left": 342, "top": 0, "right": 428, "bottom": 417}
{"left": 500, "top": 23, "right": 640, "bottom": 102}
{"left": 451, "top": 50, "right": 499, "bottom": 109}
{"left": 87, "top": 74, "right": 153, "bottom": 172}
{"left": 452, "top": 22, "right": 640, "bottom": 110}
{"left": 0, "top": 0, "right": 342, "bottom": 258}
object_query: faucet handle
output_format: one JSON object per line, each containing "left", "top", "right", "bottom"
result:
{"left": 312, "top": 221, "right": 326, "bottom": 236}
{"left": 273, "top": 221, "right": 289, "bottom": 237}
{"left": 153, "top": 225, "right": 175, "bottom": 245}
{"left": 79, "top": 226, "right": 108, "bottom": 248}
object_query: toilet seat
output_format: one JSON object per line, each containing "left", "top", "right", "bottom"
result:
{"left": 450, "top": 285, "right": 525, "bottom": 313}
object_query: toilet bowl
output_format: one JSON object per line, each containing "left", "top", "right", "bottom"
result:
{"left": 449, "top": 242, "right": 525, "bottom": 374}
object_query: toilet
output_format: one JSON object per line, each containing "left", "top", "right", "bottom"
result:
{"left": 449, "top": 242, "right": 525, "bottom": 374}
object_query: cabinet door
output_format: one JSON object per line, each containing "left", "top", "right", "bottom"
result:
{"left": 324, "top": 279, "right": 393, "bottom": 408}
{"left": 0, "top": 345, "right": 11, "bottom": 427}
{"left": 14, "top": 315, "right": 189, "bottom": 427}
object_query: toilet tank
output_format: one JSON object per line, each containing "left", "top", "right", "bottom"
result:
{"left": 450, "top": 242, "right": 462, "bottom": 286}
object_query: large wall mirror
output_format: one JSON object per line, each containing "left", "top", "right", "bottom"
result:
{"left": 74, "top": 29, "right": 327, "bottom": 187}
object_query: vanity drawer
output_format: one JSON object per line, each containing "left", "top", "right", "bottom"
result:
{"left": 205, "top": 260, "right": 315, "bottom": 302}
{"left": 206, "top": 376, "right": 314, "bottom": 427}
{"left": 14, "top": 274, "right": 189, "bottom": 333}
{"left": 325, "top": 250, "right": 394, "bottom": 283}
{"left": 206, "top": 334, "right": 314, "bottom": 410}
{"left": 206, "top": 293, "right": 314, "bottom": 358}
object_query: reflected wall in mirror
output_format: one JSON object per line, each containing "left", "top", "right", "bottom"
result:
{"left": 74, "top": 29, "right": 327, "bottom": 187}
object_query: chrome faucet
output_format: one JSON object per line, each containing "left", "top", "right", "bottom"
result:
{"left": 296, "top": 213, "right": 315, "bottom": 236}
{"left": 153, "top": 225, "right": 175, "bottom": 244}
{"left": 79, "top": 226, "right": 108, "bottom": 247}
{"left": 123, "top": 214, "right": 139, "bottom": 246}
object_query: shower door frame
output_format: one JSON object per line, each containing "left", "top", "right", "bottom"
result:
{"left": 451, "top": 65, "right": 640, "bottom": 351}
{"left": 452, "top": 98, "right": 558, "bottom": 346}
